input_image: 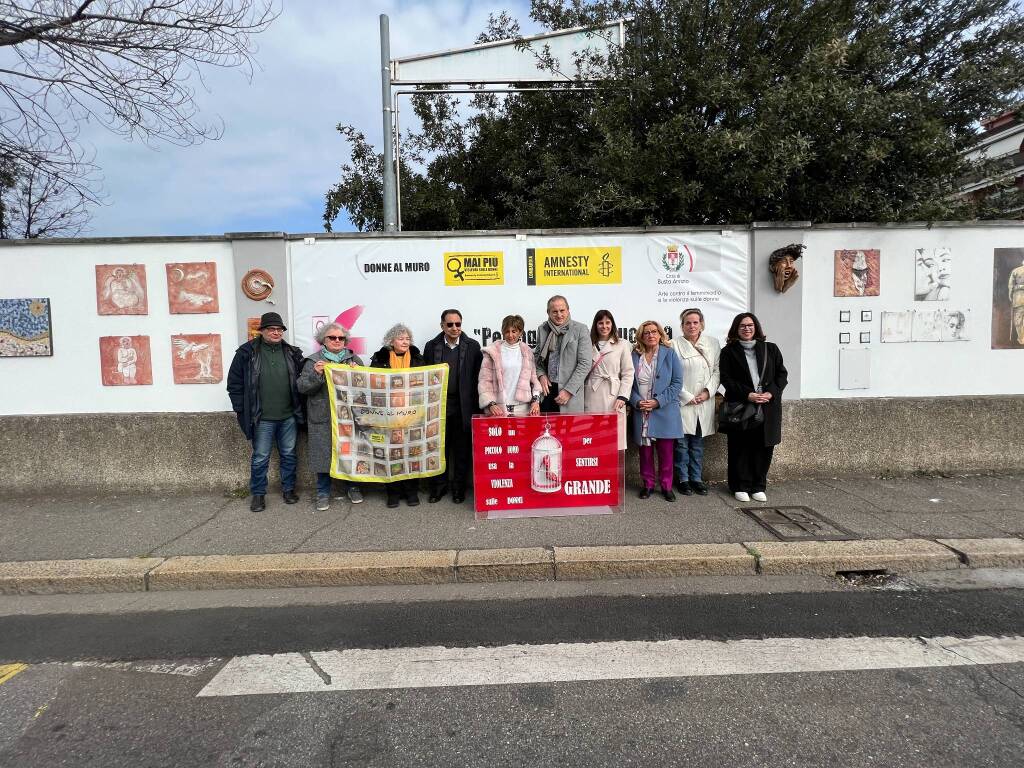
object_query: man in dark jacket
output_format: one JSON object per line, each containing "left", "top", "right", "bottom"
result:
{"left": 226, "top": 312, "right": 306, "bottom": 512}
{"left": 422, "top": 309, "right": 482, "bottom": 504}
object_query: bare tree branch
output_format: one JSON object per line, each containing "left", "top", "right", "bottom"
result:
{"left": 0, "top": 1, "right": 278, "bottom": 237}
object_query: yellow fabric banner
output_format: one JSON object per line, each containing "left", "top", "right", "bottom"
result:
{"left": 327, "top": 363, "right": 448, "bottom": 482}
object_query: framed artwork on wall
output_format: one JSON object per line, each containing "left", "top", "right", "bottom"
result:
{"left": 95, "top": 265, "right": 147, "bottom": 315}
{"left": 171, "top": 334, "right": 223, "bottom": 384}
{"left": 166, "top": 262, "right": 219, "bottom": 314}
{"left": 834, "top": 250, "right": 880, "bottom": 297}
{"left": 0, "top": 298, "right": 52, "bottom": 357}
{"left": 99, "top": 335, "right": 152, "bottom": 385}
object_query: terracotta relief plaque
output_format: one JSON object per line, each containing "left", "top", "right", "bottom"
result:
{"left": 99, "top": 335, "right": 153, "bottom": 385}
{"left": 166, "top": 262, "right": 219, "bottom": 314}
{"left": 96, "top": 264, "right": 148, "bottom": 315}
{"left": 171, "top": 333, "right": 223, "bottom": 384}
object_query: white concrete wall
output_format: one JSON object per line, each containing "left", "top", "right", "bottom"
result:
{"left": 3, "top": 224, "right": 1023, "bottom": 416}
{"left": 0, "top": 240, "right": 237, "bottom": 415}
{"left": 798, "top": 226, "right": 1024, "bottom": 398}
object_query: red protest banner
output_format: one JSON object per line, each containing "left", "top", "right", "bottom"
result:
{"left": 471, "top": 414, "right": 622, "bottom": 518}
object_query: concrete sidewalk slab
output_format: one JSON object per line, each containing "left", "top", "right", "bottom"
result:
{"left": 748, "top": 539, "right": 962, "bottom": 576}
{"left": 1, "top": 474, "right": 1021, "bottom": 566}
{"left": 0, "top": 494, "right": 221, "bottom": 561}
{"left": 147, "top": 551, "right": 458, "bottom": 590}
{"left": 0, "top": 557, "right": 163, "bottom": 595}
{"left": 554, "top": 544, "right": 755, "bottom": 580}
{"left": 937, "top": 538, "right": 1024, "bottom": 569}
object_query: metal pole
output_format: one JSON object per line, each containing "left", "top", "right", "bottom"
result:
{"left": 379, "top": 14, "right": 397, "bottom": 232}
{"left": 394, "top": 92, "right": 402, "bottom": 231}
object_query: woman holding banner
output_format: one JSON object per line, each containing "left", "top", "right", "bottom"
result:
{"left": 629, "top": 320, "right": 683, "bottom": 501}
{"left": 672, "top": 308, "right": 720, "bottom": 496}
{"left": 298, "top": 322, "right": 364, "bottom": 512}
{"left": 478, "top": 314, "right": 542, "bottom": 417}
{"left": 370, "top": 323, "right": 425, "bottom": 508}
{"left": 584, "top": 309, "right": 633, "bottom": 451}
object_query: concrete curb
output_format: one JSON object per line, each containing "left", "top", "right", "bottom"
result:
{"left": 936, "top": 538, "right": 1024, "bottom": 569}
{"left": 0, "top": 537, "right": 1021, "bottom": 596}
{"left": 0, "top": 557, "right": 163, "bottom": 595}
{"left": 554, "top": 544, "right": 755, "bottom": 580}
{"left": 746, "top": 539, "right": 962, "bottom": 576}
{"left": 147, "top": 551, "right": 457, "bottom": 591}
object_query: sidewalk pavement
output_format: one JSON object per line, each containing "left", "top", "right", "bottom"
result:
{"left": 1, "top": 472, "right": 1022, "bottom": 594}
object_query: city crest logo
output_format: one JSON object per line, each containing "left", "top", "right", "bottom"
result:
{"left": 662, "top": 244, "right": 695, "bottom": 272}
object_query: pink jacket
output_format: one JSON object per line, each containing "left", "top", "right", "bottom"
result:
{"left": 478, "top": 341, "right": 541, "bottom": 408}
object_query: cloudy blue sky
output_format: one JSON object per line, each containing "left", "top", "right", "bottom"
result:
{"left": 81, "top": 1, "right": 535, "bottom": 237}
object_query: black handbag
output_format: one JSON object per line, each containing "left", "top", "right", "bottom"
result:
{"left": 718, "top": 400, "right": 764, "bottom": 432}
{"left": 718, "top": 345, "right": 767, "bottom": 433}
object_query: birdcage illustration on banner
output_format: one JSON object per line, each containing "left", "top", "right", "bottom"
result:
{"left": 531, "top": 422, "right": 562, "bottom": 493}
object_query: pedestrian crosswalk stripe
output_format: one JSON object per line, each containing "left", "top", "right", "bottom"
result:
{"left": 197, "top": 634, "right": 1024, "bottom": 697}
{"left": 0, "top": 663, "right": 28, "bottom": 686}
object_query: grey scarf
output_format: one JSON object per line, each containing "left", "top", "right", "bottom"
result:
{"left": 739, "top": 340, "right": 762, "bottom": 392}
{"left": 536, "top": 319, "right": 569, "bottom": 364}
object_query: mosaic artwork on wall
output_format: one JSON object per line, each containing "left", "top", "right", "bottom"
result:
{"left": 992, "top": 248, "right": 1024, "bottom": 350}
{"left": 99, "top": 335, "right": 152, "bottom": 385}
{"left": 914, "top": 248, "right": 952, "bottom": 301}
{"left": 834, "top": 250, "right": 880, "bottom": 297}
{"left": 95, "top": 264, "right": 148, "bottom": 315}
{"left": 0, "top": 298, "right": 53, "bottom": 357}
{"left": 247, "top": 317, "right": 261, "bottom": 340}
{"left": 166, "top": 262, "right": 219, "bottom": 314}
{"left": 171, "top": 334, "right": 223, "bottom": 384}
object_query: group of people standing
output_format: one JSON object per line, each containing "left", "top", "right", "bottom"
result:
{"left": 227, "top": 298, "right": 787, "bottom": 513}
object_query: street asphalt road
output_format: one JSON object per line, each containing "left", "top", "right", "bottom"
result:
{"left": 1, "top": 572, "right": 1023, "bottom": 766}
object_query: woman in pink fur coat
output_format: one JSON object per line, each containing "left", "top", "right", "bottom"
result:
{"left": 478, "top": 314, "right": 542, "bottom": 417}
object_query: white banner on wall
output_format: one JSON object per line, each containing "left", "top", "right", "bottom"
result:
{"left": 289, "top": 232, "right": 749, "bottom": 357}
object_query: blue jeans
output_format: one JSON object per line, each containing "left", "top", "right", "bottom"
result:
{"left": 316, "top": 472, "right": 332, "bottom": 496}
{"left": 674, "top": 421, "right": 704, "bottom": 483}
{"left": 250, "top": 417, "right": 297, "bottom": 495}
{"left": 316, "top": 472, "right": 353, "bottom": 497}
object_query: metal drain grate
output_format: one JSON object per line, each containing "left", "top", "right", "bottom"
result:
{"left": 740, "top": 506, "right": 858, "bottom": 541}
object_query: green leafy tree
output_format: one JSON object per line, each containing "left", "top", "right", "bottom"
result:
{"left": 325, "top": 0, "right": 1024, "bottom": 231}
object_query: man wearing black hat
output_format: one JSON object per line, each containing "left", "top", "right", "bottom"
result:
{"left": 227, "top": 312, "right": 306, "bottom": 512}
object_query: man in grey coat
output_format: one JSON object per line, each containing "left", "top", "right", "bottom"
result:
{"left": 535, "top": 295, "right": 591, "bottom": 414}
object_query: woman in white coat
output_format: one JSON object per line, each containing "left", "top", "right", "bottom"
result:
{"left": 584, "top": 309, "right": 634, "bottom": 451}
{"left": 672, "top": 308, "right": 720, "bottom": 495}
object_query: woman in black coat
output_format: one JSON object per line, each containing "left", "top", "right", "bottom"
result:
{"left": 369, "top": 323, "right": 425, "bottom": 508}
{"left": 718, "top": 312, "right": 787, "bottom": 503}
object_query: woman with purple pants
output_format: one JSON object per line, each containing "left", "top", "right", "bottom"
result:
{"left": 629, "top": 320, "right": 684, "bottom": 502}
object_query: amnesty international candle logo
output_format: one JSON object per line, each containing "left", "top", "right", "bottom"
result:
{"left": 526, "top": 246, "right": 622, "bottom": 286}
{"left": 443, "top": 251, "right": 504, "bottom": 286}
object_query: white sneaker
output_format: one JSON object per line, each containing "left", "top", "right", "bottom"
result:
{"left": 734, "top": 491, "right": 750, "bottom": 502}
{"left": 751, "top": 491, "right": 768, "bottom": 502}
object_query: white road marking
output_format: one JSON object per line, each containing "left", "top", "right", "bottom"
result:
{"left": 72, "top": 659, "right": 223, "bottom": 677}
{"left": 196, "top": 635, "right": 1024, "bottom": 697}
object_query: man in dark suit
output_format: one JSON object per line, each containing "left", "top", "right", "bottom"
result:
{"left": 422, "top": 309, "right": 483, "bottom": 503}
